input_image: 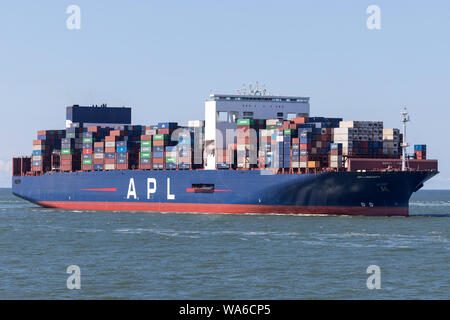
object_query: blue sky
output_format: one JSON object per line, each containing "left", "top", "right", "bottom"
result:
{"left": 1, "top": 1, "right": 449, "bottom": 188}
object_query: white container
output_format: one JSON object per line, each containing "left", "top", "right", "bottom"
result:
{"left": 105, "top": 164, "right": 116, "bottom": 170}
{"left": 188, "top": 120, "right": 205, "bottom": 128}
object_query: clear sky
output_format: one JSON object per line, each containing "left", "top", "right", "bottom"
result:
{"left": 1, "top": 1, "right": 449, "bottom": 188}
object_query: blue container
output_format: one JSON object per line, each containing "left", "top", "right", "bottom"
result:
{"left": 82, "top": 143, "right": 92, "bottom": 149}
{"left": 153, "top": 146, "right": 164, "bottom": 152}
{"left": 82, "top": 154, "right": 92, "bottom": 159}
{"left": 178, "top": 163, "right": 191, "bottom": 169}
{"left": 140, "top": 158, "right": 151, "bottom": 164}
{"left": 32, "top": 150, "right": 42, "bottom": 156}
{"left": 61, "top": 138, "right": 72, "bottom": 144}
{"left": 331, "top": 143, "right": 342, "bottom": 150}
{"left": 94, "top": 147, "right": 104, "bottom": 153}
{"left": 116, "top": 158, "right": 127, "bottom": 164}
{"left": 117, "top": 153, "right": 127, "bottom": 159}
{"left": 414, "top": 144, "right": 426, "bottom": 151}
{"left": 165, "top": 146, "right": 177, "bottom": 152}
{"left": 105, "top": 153, "right": 116, "bottom": 159}
{"left": 116, "top": 141, "right": 127, "bottom": 147}
{"left": 116, "top": 146, "right": 127, "bottom": 153}
{"left": 157, "top": 122, "right": 178, "bottom": 129}
{"left": 292, "top": 149, "right": 300, "bottom": 156}
{"left": 165, "top": 163, "right": 177, "bottom": 169}
{"left": 153, "top": 151, "right": 164, "bottom": 158}
{"left": 153, "top": 163, "right": 164, "bottom": 169}
{"left": 32, "top": 161, "right": 41, "bottom": 166}
{"left": 300, "top": 138, "right": 311, "bottom": 144}
{"left": 93, "top": 164, "right": 104, "bottom": 171}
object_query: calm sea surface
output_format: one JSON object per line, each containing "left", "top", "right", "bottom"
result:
{"left": 0, "top": 188, "right": 448, "bottom": 299}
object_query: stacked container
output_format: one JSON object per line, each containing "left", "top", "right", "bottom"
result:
{"left": 165, "top": 146, "right": 177, "bottom": 169}
{"left": 383, "top": 128, "right": 400, "bottom": 157}
{"left": 32, "top": 130, "right": 64, "bottom": 173}
{"left": 237, "top": 119, "right": 258, "bottom": 169}
{"left": 329, "top": 143, "right": 343, "bottom": 168}
{"left": 414, "top": 145, "right": 427, "bottom": 160}
{"left": 93, "top": 141, "right": 105, "bottom": 171}
{"left": 177, "top": 129, "right": 193, "bottom": 169}
{"left": 81, "top": 132, "right": 94, "bottom": 171}
{"left": 104, "top": 135, "right": 119, "bottom": 170}
{"left": 139, "top": 135, "right": 152, "bottom": 170}
{"left": 153, "top": 134, "right": 169, "bottom": 169}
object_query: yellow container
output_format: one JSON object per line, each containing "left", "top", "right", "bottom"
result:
{"left": 307, "top": 161, "right": 320, "bottom": 168}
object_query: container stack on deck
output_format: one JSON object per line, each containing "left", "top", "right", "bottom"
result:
{"left": 333, "top": 121, "right": 383, "bottom": 159}
{"left": 25, "top": 106, "right": 423, "bottom": 175}
{"left": 139, "top": 135, "right": 152, "bottom": 170}
{"left": 237, "top": 119, "right": 258, "bottom": 169}
{"left": 382, "top": 128, "right": 400, "bottom": 157}
{"left": 414, "top": 144, "right": 427, "bottom": 160}
{"left": 61, "top": 128, "right": 82, "bottom": 172}
{"left": 32, "top": 130, "right": 64, "bottom": 173}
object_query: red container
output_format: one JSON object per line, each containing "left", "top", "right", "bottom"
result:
{"left": 93, "top": 159, "right": 104, "bottom": 165}
{"left": 33, "top": 140, "right": 45, "bottom": 145}
{"left": 94, "top": 141, "right": 104, "bottom": 148}
{"left": 292, "top": 117, "right": 308, "bottom": 124}
{"left": 139, "top": 163, "right": 152, "bottom": 170}
{"left": 110, "top": 130, "right": 123, "bottom": 137}
{"left": 157, "top": 128, "right": 170, "bottom": 135}
{"left": 292, "top": 138, "right": 300, "bottom": 144}
{"left": 140, "top": 135, "right": 152, "bottom": 141}
{"left": 81, "top": 164, "right": 93, "bottom": 171}
{"left": 153, "top": 140, "right": 166, "bottom": 147}
{"left": 105, "top": 147, "right": 115, "bottom": 153}
{"left": 105, "top": 158, "right": 116, "bottom": 164}
{"left": 82, "top": 149, "right": 92, "bottom": 155}
{"left": 300, "top": 144, "right": 311, "bottom": 150}
{"left": 153, "top": 158, "right": 164, "bottom": 164}
{"left": 117, "top": 164, "right": 128, "bottom": 170}
{"left": 105, "top": 136, "right": 119, "bottom": 142}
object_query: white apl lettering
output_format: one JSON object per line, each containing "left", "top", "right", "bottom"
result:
{"left": 147, "top": 178, "right": 157, "bottom": 199}
{"left": 127, "top": 178, "right": 137, "bottom": 199}
{"left": 167, "top": 178, "right": 175, "bottom": 200}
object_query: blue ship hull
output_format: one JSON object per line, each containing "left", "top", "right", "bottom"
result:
{"left": 12, "top": 170, "right": 437, "bottom": 216}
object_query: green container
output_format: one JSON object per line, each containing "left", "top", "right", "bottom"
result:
{"left": 237, "top": 119, "right": 254, "bottom": 126}
{"left": 83, "top": 137, "right": 93, "bottom": 143}
{"left": 66, "top": 133, "right": 76, "bottom": 139}
{"left": 61, "top": 149, "right": 72, "bottom": 155}
{"left": 284, "top": 129, "right": 297, "bottom": 135}
{"left": 140, "top": 152, "right": 151, "bottom": 159}
{"left": 141, "top": 146, "right": 152, "bottom": 152}
{"left": 165, "top": 156, "right": 176, "bottom": 164}
{"left": 266, "top": 125, "right": 277, "bottom": 130}
{"left": 153, "top": 134, "right": 168, "bottom": 141}
{"left": 141, "top": 140, "right": 152, "bottom": 147}
{"left": 82, "top": 159, "right": 92, "bottom": 165}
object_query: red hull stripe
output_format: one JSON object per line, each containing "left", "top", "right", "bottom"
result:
{"left": 36, "top": 201, "right": 408, "bottom": 216}
{"left": 80, "top": 188, "right": 117, "bottom": 192}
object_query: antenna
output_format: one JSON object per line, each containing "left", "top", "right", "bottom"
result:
{"left": 401, "top": 107, "right": 410, "bottom": 171}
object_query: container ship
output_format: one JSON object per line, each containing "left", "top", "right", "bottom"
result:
{"left": 12, "top": 88, "right": 438, "bottom": 216}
